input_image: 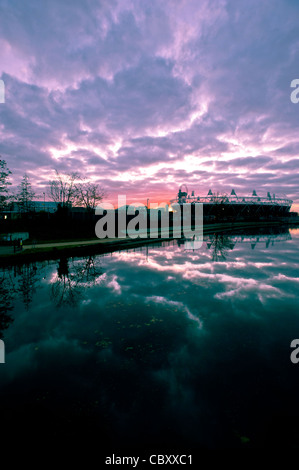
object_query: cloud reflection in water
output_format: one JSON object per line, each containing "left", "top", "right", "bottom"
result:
{"left": 0, "top": 226, "right": 299, "bottom": 448}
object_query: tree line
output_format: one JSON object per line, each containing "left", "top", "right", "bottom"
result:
{"left": 0, "top": 158, "right": 106, "bottom": 214}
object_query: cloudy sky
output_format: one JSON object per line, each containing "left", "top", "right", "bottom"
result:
{"left": 0, "top": 0, "right": 299, "bottom": 208}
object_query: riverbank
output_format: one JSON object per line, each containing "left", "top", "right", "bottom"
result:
{"left": 0, "top": 218, "right": 298, "bottom": 265}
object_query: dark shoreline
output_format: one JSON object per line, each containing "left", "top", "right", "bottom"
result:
{"left": 0, "top": 219, "right": 298, "bottom": 266}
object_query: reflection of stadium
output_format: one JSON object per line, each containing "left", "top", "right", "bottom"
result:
{"left": 181, "top": 226, "right": 292, "bottom": 259}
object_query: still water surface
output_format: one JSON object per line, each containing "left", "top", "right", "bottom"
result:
{"left": 1, "top": 226, "right": 299, "bottom": 449}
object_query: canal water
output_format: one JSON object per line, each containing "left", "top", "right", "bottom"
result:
{"left": 1, "top": 225, "right": 299, "bottom": 450}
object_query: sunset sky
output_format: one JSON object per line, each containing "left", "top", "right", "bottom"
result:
{"left": 0, "top": 0, "right": 299, "bottom": 209}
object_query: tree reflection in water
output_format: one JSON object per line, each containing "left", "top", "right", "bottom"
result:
{"left": 0, "top": 262, "right": 41, "bottom": 337}
{"left": 0, "top": 272, "right": 15, "bottom": 339}
{"left": 51, "top": 255, "right": 103, "bottom": 307}
{"left": 17, "top": 264, "right": 39, "bottom": 310}
{"left": 206, "top": 233, "right": 235, "bottom": 261}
